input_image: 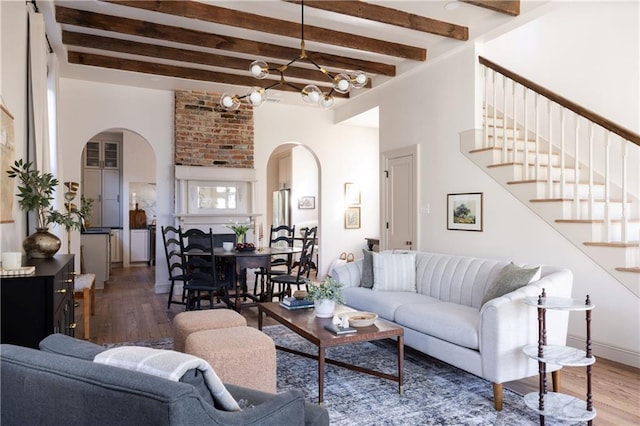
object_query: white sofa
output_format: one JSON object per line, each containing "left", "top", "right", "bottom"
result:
{"left": 330, "top": 251, "right": 573, "bottom": 410}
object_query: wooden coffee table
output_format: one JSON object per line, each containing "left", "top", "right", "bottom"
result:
{"left": 258, "top": 302, "right": 404, "bottom": 404}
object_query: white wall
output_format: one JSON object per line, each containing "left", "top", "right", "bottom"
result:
{"left": 0, "top": 1, "right": 28, "bottom": 254}
{"left": 481, "top": 1, "right": 639, "bottom": 133}
{"left": 291, "top": 146, "right": 318, "bottom": 230}
{"left": 253, "top": 103, "right": 380, "bottom": 276}
{"left": 58, "top": 79, "right": 173, "bottom": 286}
{"left": 341, "top": 2, "right": 639, "bottom": 366}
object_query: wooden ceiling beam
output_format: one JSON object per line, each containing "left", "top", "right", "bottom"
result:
{"left": 103, "top": 0, "right": 426, "bottom": 61}
{"left": 461, "top": 1, "right": 520, "bottom": 16}
{"left": 55, "top": 6, "right": 396, "bottom": 76}
{"left": 67, "top": 51, "right": 350, "bottom": 97}
{"left": 287, "top": 0, "right": 469, "bottom": 41}
{"left": 62, "top": 31, "right": 372, "bottom": 88}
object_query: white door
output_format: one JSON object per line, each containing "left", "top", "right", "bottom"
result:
{"left": 382, "top": 146, "right": 417, "bottom": 251}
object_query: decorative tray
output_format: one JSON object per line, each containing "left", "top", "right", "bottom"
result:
{"left": 0, "top": 266, "right": 36, "bottom": 277}
{"left": 235, "top": 246, "right": 256, "bottom": 252}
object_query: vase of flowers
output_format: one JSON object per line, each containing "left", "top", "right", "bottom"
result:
{"left": 7, "top": 159, "right": 90, "bottom": 258}
{"left": 306, "top": 277, "right": 345, "bottom": 318}
{"left": 227, "top": 222, "right": 251, "bottom": 249}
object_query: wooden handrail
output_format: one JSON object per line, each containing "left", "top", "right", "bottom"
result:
{"left": 479, "top": 56, "right": 640, "bottom": 147}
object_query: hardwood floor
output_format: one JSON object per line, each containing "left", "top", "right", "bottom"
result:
{"left": 78, "top": 265, "right": 640, "bottom": 425}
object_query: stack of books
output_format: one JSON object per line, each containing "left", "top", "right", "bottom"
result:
{"left": 279, "top": 297, "right": 314, "bottom": 310}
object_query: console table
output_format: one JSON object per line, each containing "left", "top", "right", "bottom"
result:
{"left": 1, "top": 254, "right": 75, "bottom": 348}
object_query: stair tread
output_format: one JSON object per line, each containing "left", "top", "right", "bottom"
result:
{"left": 615, "top": 267, "right": 640, "bottom": 274}
{"left": 583, "top": 241, "right": 639, "bottom": 248}
{"left": 556, "top": 218, "right": 640, "bottom": 224}
{"left": 530, "top": 198, "right": 632, "bottom": 204}
{"left": 508, "top": 179, "right": 606, "bottom": 186}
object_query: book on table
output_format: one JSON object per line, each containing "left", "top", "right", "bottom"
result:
{"left": 281, "top": 297, "right": 314, "bottom": 307}
{"left": 324, "top": 323, "right": 357, "bottom": 335}
{"left": 279, "top": 301, "right": 314, "bottom": 310}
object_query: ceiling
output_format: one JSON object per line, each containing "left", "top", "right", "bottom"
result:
{"left": 39, "top": 0, "right": 526, "bottom": 112}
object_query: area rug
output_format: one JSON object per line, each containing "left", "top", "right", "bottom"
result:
{"left": 105, "top": 327, "right": 583, "bottom": 425}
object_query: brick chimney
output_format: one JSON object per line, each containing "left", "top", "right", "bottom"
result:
{"left": 174, "top": 90, "right": 254, "bottom": 168}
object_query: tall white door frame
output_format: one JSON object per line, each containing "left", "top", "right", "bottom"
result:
{"left": 380, "top": 145, "right": 419, "bottom": 251}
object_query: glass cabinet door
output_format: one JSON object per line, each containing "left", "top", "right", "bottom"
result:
{"left": 85, "top": 142, "right": 101, "bottom": 168}
{"left": 103, "top": 142, "right": 119, "bottom": 168}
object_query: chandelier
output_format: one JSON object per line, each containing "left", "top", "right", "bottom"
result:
{"left": 219, "top": 1, "right": 368, "bottom": 111}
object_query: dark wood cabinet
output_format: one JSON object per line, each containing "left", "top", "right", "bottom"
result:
{"left": 1, "top": 254, "right": 75, "bottom": 348}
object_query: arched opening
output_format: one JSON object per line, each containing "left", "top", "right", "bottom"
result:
{"left": 80, "top": 129, "right": 156, "bottom": 289}
{"left": 266, "top": 143, "right": 321, "bottom": 274}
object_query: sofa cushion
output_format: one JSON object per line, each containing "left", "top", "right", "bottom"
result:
{"left": 40, "top": 332, "right": 105, "bottom": 360}
{"left": 372, "top": 251, "right": 416, "bottom": 292}
{"left": 395, "top": 302, "right": 480, "bottom": 350}
{"left": 344, "top": 287, "right": 438, "bottom": 321}
{"left": 481, "top": 263, "right": 541, "bottom": 306}
{"left": 360, "top": 249, "right": 374, "bottom": 288}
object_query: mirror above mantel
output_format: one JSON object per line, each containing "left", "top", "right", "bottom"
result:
{"left": 174, "top": 165, "right": 261, "bottom": 234}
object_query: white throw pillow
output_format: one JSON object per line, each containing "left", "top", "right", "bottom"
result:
{"left": 372, "top": 251, "right": 417, "bottom": 292}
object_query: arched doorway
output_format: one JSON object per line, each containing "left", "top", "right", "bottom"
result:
{"left": 80, "top": 129, "right": 157, "bottom": 275}
{"left": 266, "top": 143, "right": 321, "bottom": 273}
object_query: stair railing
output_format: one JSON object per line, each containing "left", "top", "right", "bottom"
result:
{"left": 479, "top": 56, "right": 640, "bottom": 244}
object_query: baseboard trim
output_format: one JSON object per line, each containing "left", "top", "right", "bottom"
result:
{"left": 155, "top": 283, "right": 171, "bottom": 294}
{"left": 567, "top": 334, "right": 640, "bottom": 368}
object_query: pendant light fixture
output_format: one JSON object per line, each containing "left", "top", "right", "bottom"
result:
{"left": 220, "top": 1, "right": 368, "bottom": 111}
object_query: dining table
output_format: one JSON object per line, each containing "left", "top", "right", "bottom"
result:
{"left": 213, "top": 246, "right": 302, "bottom": 311}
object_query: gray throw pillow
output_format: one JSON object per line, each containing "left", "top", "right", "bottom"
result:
{"left": 360, "top": 249, "right": 374, "bottom": 288}
{"left": 482, "top": 263, "right": 541, "bottom": 306}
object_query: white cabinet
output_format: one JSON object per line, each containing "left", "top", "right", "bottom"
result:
{"left": 130, "top": 229, "right": 149, "bottom": 262}
{"left": 83, "top": 138, "right": 122, "bottom": 228}
{"left": 110, "top": 229, "right": 122, "bottom": 263}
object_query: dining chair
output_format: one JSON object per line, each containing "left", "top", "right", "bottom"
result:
{"left": 161, "top": 225, "right": 188, "bottom": 309}
{"left": 179, "top": 228, "right": 226, "bottom": 310}
{"left": 254, "top": 224, "right": 296, "bottom": 301}
{"left": 269, "top": 226, "right": 317, "bottom": 300}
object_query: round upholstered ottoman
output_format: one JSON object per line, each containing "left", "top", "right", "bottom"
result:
{"left": 185, "top": 326, "right": 276, "bottom": 394}
{"left": 172, "top": 309, "right": 247, "bottom": 353}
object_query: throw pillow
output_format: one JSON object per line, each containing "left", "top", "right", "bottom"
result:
{"left": 481, "top": 263, "right": 541, "bottom": 306}
{"left": 372, "top": 251, "right": 417, "bottom": 292}
{"left": 360, "top": 249, "right": 374, "bottom": 288}
{"left": 94, "top": 346, "right": 241, "bottom": 411}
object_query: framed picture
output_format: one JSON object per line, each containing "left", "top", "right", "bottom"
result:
{"left": 345, "top": 206, "right": 361, "bottom": 229}
{"left": 298, "top": 196, "right": 315, "bottom": 209}
{"left": 344, "top": 182, "right": 361, "bottom": 205}
{"left": 447, "top": 192, "right": 483, "bottom": 232}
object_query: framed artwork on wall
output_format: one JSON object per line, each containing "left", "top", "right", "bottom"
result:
{"left": 447, "top": 192, "right": 483, "bottom": 232}
{"left": 298, "top": 196, "right": 315, "bottom": 209}
{"left": 344, "top": 182, "right": 361, "bottom": 205}
{"left": 345, "top": 206, "right": 361, "bottom": 229}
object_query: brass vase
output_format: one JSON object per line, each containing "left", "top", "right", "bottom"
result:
{"left": 23, "top": 227, "right": 61, "bottom": 259}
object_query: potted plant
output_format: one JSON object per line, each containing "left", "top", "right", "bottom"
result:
{"left": 227, "top": 222, "right": 252, "bottom": 249}
{"left": 6, "top": 159, "right": 89, "bottom": 258}
{"left": 305, "top": 276, "right": 345, "bottom": 318}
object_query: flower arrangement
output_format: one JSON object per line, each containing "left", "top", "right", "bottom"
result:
{"left": 305, "top": 276, "right": 345, "bottom": 303}
{"left": 227, "top": 223, "right": 250, "bottom": 236}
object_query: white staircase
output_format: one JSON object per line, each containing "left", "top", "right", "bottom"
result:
{"left": 462, "top": 58, "right": 640, "bottom": 296}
